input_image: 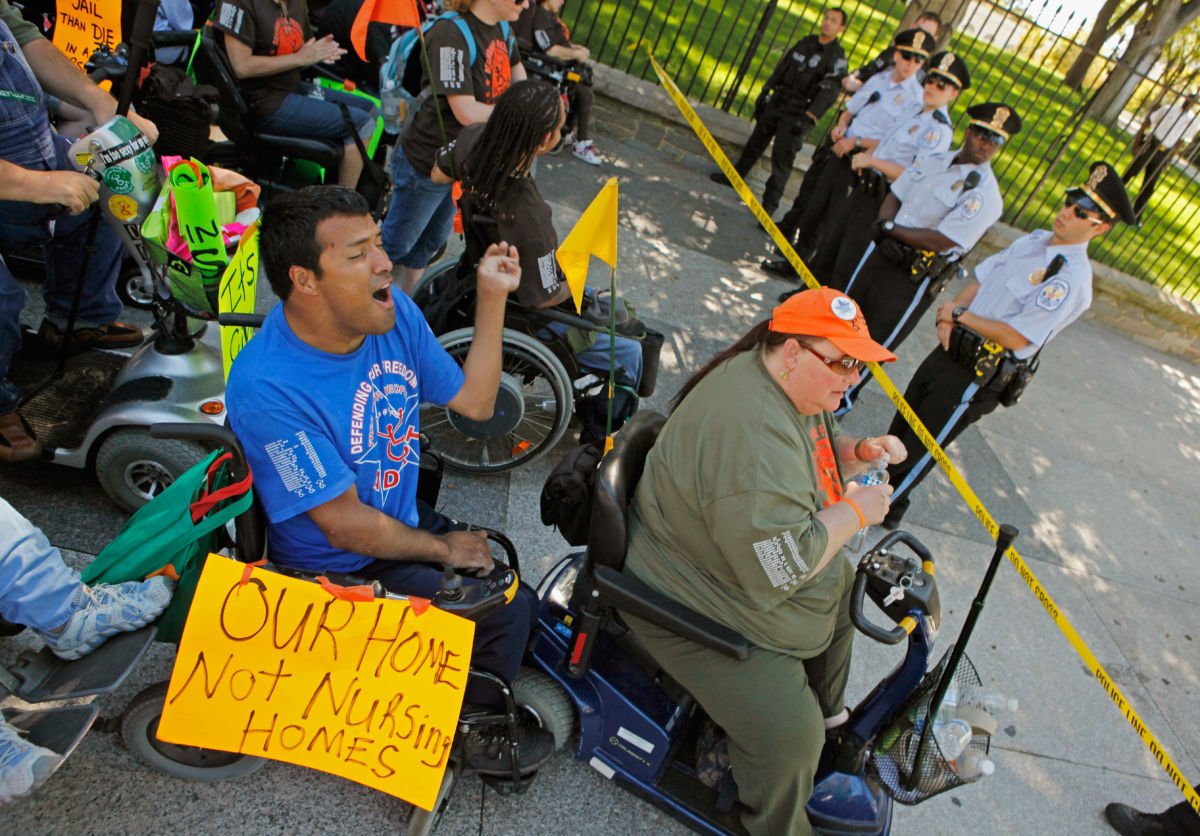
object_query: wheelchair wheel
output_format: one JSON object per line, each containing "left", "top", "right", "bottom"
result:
{"left": 421, "top": 328, "right": 573, "bottom": 474}
{"left": 406, "top": 764, "right": 458, "bottom": 836}
{"left": 120, "top": 681, "right": 267, "bottom": 781}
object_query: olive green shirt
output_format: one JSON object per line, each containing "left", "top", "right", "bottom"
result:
{"left": 625, "top": 349, "right": 852, "bottom": 658}
{"left": 0, "top": 0, "right": 43, "bottom": 46}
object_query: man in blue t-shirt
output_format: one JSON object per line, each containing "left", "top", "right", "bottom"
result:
{"left": 226, "top": 186, "right": 552, "bottom": 777}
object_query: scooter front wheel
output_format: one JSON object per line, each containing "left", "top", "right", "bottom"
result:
{"left": 406, "top": 765, "right": 458, "bottom": 836}
{"left": 120, "top": 681, "right": 266, "bottom": 782}
{"left": 96, "top": 430, "right": 207, "bottom": 513}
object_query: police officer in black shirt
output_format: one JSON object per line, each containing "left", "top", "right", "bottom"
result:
{"left": 709, "top": 7, "right": 848, "bottom": 216}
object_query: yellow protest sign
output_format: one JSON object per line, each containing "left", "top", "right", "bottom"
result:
{"left": 53, "top": 0, "right": 121, "bottom": 71}
{"left": 157, "top": 555, "right": 475, "bottom": 809}
{"left": 218, "top": 224, "right": 259, "bottom": 380}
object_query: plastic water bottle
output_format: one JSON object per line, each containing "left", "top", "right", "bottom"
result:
{"left": 949, "top": 747, "right": 995, "bottom": 782}
{"left": 932, "top": 718, "right": 972, "bottom": 762}
{"left": 847, "top": 454, "right": 889, "bottom": 552}
{"left": 934, "top": 680, "right": 960, "bottom": 723}
{"left": 959, "top": 687, "right": 1019, "bottom": 716}
{"left": 380, "top": 80, "right": 404, "bottom": 135}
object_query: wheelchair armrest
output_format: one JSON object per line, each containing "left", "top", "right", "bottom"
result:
{"left": 593, "top": 566, "right": 750, "bottom": 660}
{"left": 530, "top": 305, "right": 609, "bottom": 334}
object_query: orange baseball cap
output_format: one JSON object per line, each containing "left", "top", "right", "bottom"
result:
{"left": 769, "top": 288, "right": 897, "bottom": 363}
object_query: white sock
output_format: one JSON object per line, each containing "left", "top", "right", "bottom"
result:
{"left": 824, "top": 708, "right": 849, "bottom": 730}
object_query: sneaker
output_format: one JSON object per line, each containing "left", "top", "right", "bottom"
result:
{"left": 550, "top": 129, "right": 575, "bottom": 155}
{"left": 572, "top": 141, "right": 602, "bottom": 166}
{"left": 0, "top": 720, "right": 61, "bottom": 803}
{"left": 460, "top": 714, "right": 555, "bottom": 777}
{"left": 37, "top": 318, "right": 143, "bottom": 350}
{"left": 0, "top": 411, "right": 42, "bottom": 463}
{"left": 37, "top": 576, "right": 174, "bottom": 660}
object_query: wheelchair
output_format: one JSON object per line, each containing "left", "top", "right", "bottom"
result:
{"left": 521, "top": 411, "right": 996, "bottom": 834}
{"left": 411, "top": 200, "right": 661, "bottom": 475}
{"left": 190, "top": 25, "right": 389, "bottom": 214}
{"left": 115, "top": 423, "right": 573, "bottom": 834}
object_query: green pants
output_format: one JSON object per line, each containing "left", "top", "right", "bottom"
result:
{"left": 622, "top": 557, "right": 856, "bottom": 836}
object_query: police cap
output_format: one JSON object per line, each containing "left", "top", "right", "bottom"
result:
{"left": 926, "top": 51, "right": 969, "bottom": 90}
{"left": 894, "top": 28, "right": 935, "bottom": 61}
{"left": 1067, "top": 162, "right": 1136, "bottom": 225}
{"left": 966, "top": 102, "right": 1022, "bottom": 142}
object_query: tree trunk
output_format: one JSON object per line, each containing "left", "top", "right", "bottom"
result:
{"left": 1063, "top": 0, "right": 1123, "bottom": 90}
{"left": 1088, "top": 0, "right": 1200, "bottom": 126}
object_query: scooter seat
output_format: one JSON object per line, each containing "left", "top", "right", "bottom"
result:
{"left": 7, "top": 625, "right": 155, "bottom": 703}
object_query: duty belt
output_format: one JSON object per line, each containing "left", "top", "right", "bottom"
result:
{"left": 947, "top": 323, "right": 1027, "bottom": 389}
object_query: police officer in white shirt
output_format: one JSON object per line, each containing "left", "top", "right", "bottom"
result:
{"left": 765, "top": 27, "right": 933, "bottom": 278}
{"left": 1126, "top": 93, "right": 1199, "bottom": 219}
{"left": 847, "top": 102, "right": 1018, "bottom": 361}
{"left": 879, "top": 162, "right": 1136, "bottom": 529}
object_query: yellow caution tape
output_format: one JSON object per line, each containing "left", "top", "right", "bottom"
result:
{"left": 646, "top": 47, "right": 1200, "bottom": 816}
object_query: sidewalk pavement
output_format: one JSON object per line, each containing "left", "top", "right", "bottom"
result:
{"left": 0, "top": 121, "right": 1197, "bottom": 835}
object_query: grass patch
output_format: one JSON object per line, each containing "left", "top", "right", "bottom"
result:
{"left": 563, "top": 0, "right": 1200, "bottom": 301}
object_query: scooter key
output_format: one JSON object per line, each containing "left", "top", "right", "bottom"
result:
{"left": 882, "top": 585, "right": 905, "bottom": 607}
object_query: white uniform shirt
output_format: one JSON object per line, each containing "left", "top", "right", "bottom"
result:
{"left": 969, "top": 229, "right": 1092, "bottom": 359}
{"left": 890, "top": 150, "right": 1002, "bottom": 256}
{"left": 844, "top": 71, "right": 924, "bottom": 141}
{"left": 1148, "top": 103, "right": 1200, "bottom": 147}
{"left": 872, "top": 107, "right": 953, "bottom": 168}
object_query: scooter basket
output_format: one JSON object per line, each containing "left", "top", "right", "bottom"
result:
{"left": 866, "top": 650, "right": 991, "bottom": 805}
{"left": 143, "top": 238, "right": 223, "bottom": 320}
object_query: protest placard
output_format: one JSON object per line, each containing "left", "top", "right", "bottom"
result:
{"left": 52, "top": 0, "right": 121, "bottom": 71}
{"left": 157, "top": 554, "right": 475, "bottom": 810}
{"left": 218, "top": 224, "right": 259, "bottom": 380}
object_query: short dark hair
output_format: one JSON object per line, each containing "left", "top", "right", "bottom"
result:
{"left": 259, "top": 186, "right": 370, "bottom": 301}
{"left": 826, "top": 7, "right": 849, "bottom": 26}
{"left": 917, "top": 10, "right": 943, "bottom": 28}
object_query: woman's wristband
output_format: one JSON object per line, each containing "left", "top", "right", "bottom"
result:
{"left": 853, "top": 437, "right": 872, "bottom": 462}
{"left": 842, "top": 496, "right": 867, "bottom": 529}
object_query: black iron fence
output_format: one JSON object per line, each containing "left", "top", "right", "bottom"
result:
{"left": 563, "top": 0, "right": 1200, "bottom": 302}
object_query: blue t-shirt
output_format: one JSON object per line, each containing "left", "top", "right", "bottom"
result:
{"left": 226, "top": 290, "right": 465, "bottom": 572}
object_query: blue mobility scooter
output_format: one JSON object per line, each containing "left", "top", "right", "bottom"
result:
{"left": 522, "top": 411, "right": 1011, "bottom": 834}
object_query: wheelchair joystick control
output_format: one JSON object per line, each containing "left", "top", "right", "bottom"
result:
{"left": 440, "top": 568, "right": 465, "bottom": 602}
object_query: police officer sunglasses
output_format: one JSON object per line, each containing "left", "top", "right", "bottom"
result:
{"left": 1065, "top": 195, "right": 1107, "bottom": 225}
{"left": 924, "top": 76, "right": 959, "bottom": 91}
{"left": 969, "top": 126, "right": 1006, "bottom": 146}
{"left": 897, "top": 51, "right": 926, "bottom": 63}
{"left": 799, "top": 342, "right": 865, "bottom": 375}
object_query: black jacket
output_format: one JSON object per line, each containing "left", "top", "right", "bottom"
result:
{"left": 759, "top": 35, "right": 847, "bottom": 119}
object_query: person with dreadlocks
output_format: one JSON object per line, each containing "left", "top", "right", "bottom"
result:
{"left": 432, "top": 79, "right": 645, "bottom": 444}
{"left": 381, "top": 0, "right": 527, "bottom": 293}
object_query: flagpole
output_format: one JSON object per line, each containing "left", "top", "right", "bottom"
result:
{"left": 604, "top": 264, "right": 617, "bottom": 454}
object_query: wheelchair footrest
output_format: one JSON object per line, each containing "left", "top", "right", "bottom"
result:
{"left": 9, "top": 625, "right": 155, "bottom": 702}
{"left": 3, "top": 704, "right": 100, "bottom": 765}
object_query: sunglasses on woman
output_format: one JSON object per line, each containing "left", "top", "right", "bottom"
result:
{"left": 1065, "top": 195, "right": 1107, "bottom": 225}
{"left": 799, "top": 342, "right": 865, "bottom": 375}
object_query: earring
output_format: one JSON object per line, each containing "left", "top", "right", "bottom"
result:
{"left": 779, "top": 367, "right": 790, "bottom": 381}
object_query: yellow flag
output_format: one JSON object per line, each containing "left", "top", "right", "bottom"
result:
{"left": 556, "top": 177, "right": 618, "bottom": 313}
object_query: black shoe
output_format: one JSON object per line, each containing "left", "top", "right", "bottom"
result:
{"left": 709, "top": 171, "right": 732, "bottom": 187}
{"left": 1104, "top": 803, "right": 1175, "bottom": 836}
{"left": 460, "top": 715, "right": 555, "bottom": 777}
{"left": 761, "top": 258, "right": 799, "bottom": 280}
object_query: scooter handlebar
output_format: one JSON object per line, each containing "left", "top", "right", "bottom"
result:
{"left": 150, "top": 422, "right": 250, "bottom": 481}
{"left": 849, "top": 571, "right": 909, "bottom": 645}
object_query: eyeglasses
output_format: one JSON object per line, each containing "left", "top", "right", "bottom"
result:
{"left": 1065, "top": 196, "right": 1106, "bottom": 225}
{"left": 924, "top": 77, "right": 957, "bottom": 91}
{"left": 799, "top": 342, "right": 865, "bottom": 375}
{"left": 897, "top": 51, "right": 926, "bottom": 64}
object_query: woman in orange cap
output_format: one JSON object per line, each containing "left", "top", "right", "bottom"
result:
{"left": 621, "top": 288, "right": 907, "bottom": 835}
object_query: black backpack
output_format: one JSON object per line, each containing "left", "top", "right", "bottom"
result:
{"left": 540, "top": 442, "right": 602, "bottom": 546}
